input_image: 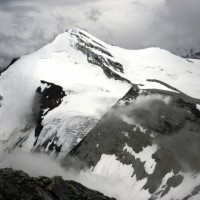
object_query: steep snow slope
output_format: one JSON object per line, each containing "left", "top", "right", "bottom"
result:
{"left": 1, "top": 28, "right": 200, "bottom": 200}
{"left": 0, "top": 28, "right": 130, "bottom": 157}
{"left": 74, "top": 29, "right": 200, "bottom": 99}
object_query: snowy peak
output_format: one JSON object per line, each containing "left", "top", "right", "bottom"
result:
{"left": 1, "top": 28, "right": 200, "bottom": 157}
{"left": 1, "top": 28, "right": 200, "bottom": 200}
{"left": 0, "top": 28, "right": 131, "bottom": 157}
{"left": 65, "top": 28, "right": 130, "bottom": 83}
{"left": 109, "top": 46, "right": 200, "bottom": 99}
{"left": 66, "top": 28, "right": 113, "bottom": 57}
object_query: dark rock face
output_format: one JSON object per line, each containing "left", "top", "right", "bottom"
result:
{"left": 67, "top": 87, "right": 200, "bottom": 198}
{"left": 34, "top": 80, "right": 66, "bottom": 149}
{"left": 0, "top": 81, "right": 67, "bottom": 153}
{"left": 67, "top": 29, "right": 131, "bottom": 84}
{"left": 0, "top": 168, "right": 115, "bottom": 200}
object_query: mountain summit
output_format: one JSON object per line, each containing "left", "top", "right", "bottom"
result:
{"left": 0, "top": 28, "right": 200, "bottom": 200}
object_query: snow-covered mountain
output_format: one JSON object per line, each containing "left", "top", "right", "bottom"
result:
{"left": 0, "top": 28, "right": 131, "bottom": 158}
{"left": 1, "top": 28, "right": 200, "bottom": 200}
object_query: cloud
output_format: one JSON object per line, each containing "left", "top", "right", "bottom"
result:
{"left": 0, "top": 150, "right": 142, "bottom": 200}
{"left": 113, "top": 92, "right": 200, "bottom": 172}
{"left": 113, "top": 94, "right": 172, "bottom": 126}
{"left": 86, "top": 8, "right": 101, "bottom": 22}
{"left": 145, "top": 0, "right": 200, "bottom": 55}
{"left": 0, "top": 0, "right": 200, "bottom": 66}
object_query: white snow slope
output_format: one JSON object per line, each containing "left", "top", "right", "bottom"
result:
{"left": 0, "top": 28, "right": 200, "bottom": 200}
{"left": 0, "top": 28, "right": 131, "bottom": 157}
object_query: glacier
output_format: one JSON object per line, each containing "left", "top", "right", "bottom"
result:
{"left": 0, "top": 28, "right": 200, "bottom": 200}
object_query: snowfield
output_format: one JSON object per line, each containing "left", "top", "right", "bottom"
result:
{"left": 0, "top": 28, "right": 131, "bottom": 154}
{"left": 111, "top": 46, "right": 200, "bottom": 98}
{"left": 0, "top": 28, "right": 200, "bottom": 200}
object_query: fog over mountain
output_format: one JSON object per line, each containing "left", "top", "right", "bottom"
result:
{"left": 0, "top": 27, "right": 200, "bottom": 199}
{"left": 1, "top": 2, "right": 200, "bottom": 200}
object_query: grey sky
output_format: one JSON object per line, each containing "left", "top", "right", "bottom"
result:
{"left": 0, "top": 0, "right": 200, "bottom": 67}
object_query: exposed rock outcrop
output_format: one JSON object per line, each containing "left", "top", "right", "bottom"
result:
{"left": 0, "top": 168, "right": 115, "bottom": 200}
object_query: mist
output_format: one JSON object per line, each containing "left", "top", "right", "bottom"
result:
{"left": 115, "top": 93, "right": 200, "bottom": 172}
{"left": 1, "top": 93, "right": 200, "bottom": 199}
{"left": 114, "top": 94, "right": 172, "bottom": 127}
{"left": 0, "top": 150, "right": 140, "bottom": 200}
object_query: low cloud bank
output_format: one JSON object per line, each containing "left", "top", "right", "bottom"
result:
{"left": 0, "top": 150, "right": 140, "bottom": 200}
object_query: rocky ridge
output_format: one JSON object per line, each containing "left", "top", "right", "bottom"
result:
{"left": 0, "top": 168, "right": 115, "bottom": 200}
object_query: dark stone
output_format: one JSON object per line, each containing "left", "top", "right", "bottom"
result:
{"left": 34, "top": 80, "right": 66, "bottom": 147}
{"left": 67, "top": 29, "right": 133, "bottom": 84}
{"left": 0, "top": 168, "right": 115, "bottom": 200}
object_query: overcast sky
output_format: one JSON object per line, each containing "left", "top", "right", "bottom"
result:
{"left": 0, "top": 0, "right": 200, "bottom": 66}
